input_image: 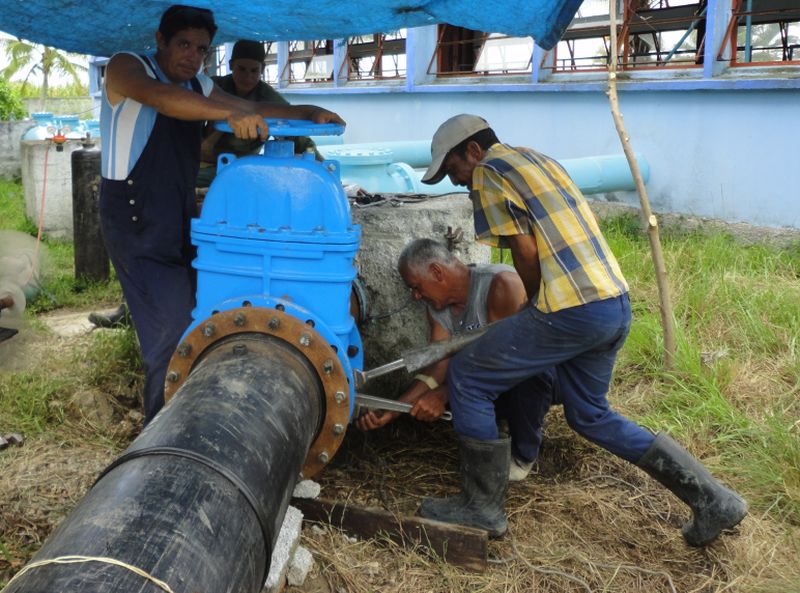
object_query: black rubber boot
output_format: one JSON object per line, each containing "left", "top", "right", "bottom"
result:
{"left": 637, "top": 432, "right": 748, "bottom": 546}
{"left": 88, "top": 302, "right": 131, "bottom": 328}
{"left": 419, "top": 435, "right": 510, "bottom": 537}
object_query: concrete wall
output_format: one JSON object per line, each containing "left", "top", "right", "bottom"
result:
{"left": 22, "top": 97, "right": 93, "bottom": 117}
{"left": 0, "top": 121, "right": 33, "bottom": 179}
{"left": 283, "top": 88, "right": 800, "bottom": 230}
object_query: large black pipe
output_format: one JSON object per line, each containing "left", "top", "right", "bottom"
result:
{"left": 4, "top": 333, "right": 323, "bottom": 593}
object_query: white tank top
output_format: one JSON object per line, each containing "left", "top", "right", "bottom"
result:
{"left": 428, "top": 263, "right": 515, "bottom": 335}
{"left": 100, "top": 52, "right": 213, "bottom": 180}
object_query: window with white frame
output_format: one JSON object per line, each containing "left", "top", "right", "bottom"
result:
{"left": 430, "top": 25, "right": 534, "bottom": 76}
{"left": 343, "top": 31, "right": 407, "bottom": 80}
{"left": 285, "top": 39, "right": 334, "bottom": 83}
{"left": 550, "top": 0, "right": 708, "bottom": 73}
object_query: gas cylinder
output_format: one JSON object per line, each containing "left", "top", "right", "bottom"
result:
{"left": 71, "top": 137, "right": 109, "bottom": 282}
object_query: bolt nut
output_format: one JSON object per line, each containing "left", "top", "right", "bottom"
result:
{"left": 332, "top": 423, "right": 345, "bottom": 435}
{"left": 178, "top": 343, "right": 192, "bottom": 357}
{"left": 317, "top": 451, "right": 330, "bottom": 463}
{"left": 268, "top": 317, "right": 280, "bottom": 330}
{"left": 202, "top": 323, "right": 216, "bottom": 337}
{"left": 166, "top": 371, "right": 180, "bottom": 382}
{"left": 232, "top": 344, "right": 247, "bottom": 355}
{"left": 299, "top": 333, "right": 312, "bottom": 347}
{"left": 322, "top": 359, "right": 334, "bottom": 375}
{"left": 233, "top": 313, "right": 246, "bottom": 326}
{"left": 334, "top": 390, "right": 346, "bottom": 404}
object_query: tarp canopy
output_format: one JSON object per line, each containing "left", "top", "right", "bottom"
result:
{"left": 0, "top": 0, "right": 582, "bottom": 56}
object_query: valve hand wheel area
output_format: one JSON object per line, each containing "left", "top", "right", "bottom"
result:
{"left": 214, "top": 118, "right": 345, "bottom": 137}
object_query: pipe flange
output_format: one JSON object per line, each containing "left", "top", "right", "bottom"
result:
{"left": 165, "top": 306, "right": 350, "bottom": 478}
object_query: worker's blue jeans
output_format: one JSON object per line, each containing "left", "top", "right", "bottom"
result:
{"left": 494, "top": 370, "right": 557, "bottom": 463}
{"left": 446, "top": 294, "right": 654, "bottom": 464}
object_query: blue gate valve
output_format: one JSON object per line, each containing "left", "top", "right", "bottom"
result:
{"left": 165, "top": 118, "right": 361, "bottom": 478}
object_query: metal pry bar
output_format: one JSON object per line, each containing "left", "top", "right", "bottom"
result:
{"left": 352, "top": 323, "right": 494, "bottom": 390}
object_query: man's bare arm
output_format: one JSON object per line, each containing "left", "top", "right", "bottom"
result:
{"left": 105, "top": 55, "right": 342, "bottom": 142}
{"left": 505, "top": 234, "right": 541, "bottom": 302}
{"left": 486, "top": 270, "right": 528, "bottom": 321}
{"left": 106, "top": 54, "right": 244, "bottom": 121}
{"left": 355, "top": 314, "right": 450, "bottom": 431}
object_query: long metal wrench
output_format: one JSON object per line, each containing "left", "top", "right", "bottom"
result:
{"left": 354, "top": 392, "right": 452, "bottom": 421}
{"left": 352, "top": 322, "right": 495, "bottom": 390}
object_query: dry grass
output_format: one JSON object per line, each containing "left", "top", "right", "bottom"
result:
{"left": 0, "top": 437, "right": 118, "bottom": 581}
{"left": 1, "top": 334, "right": 797, "bottom": 593}
{"left": 294, "top": 411, "right": 800, "bottom": 593}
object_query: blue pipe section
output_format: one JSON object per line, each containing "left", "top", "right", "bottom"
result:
{"left": 560, "top": 153, "right": 650, "bottom": 194}
{"left": 320, "top": 140, "right": 431, "bottom": 167}
{"left": 323, "top": 147, "right": 649, "bottom": 196}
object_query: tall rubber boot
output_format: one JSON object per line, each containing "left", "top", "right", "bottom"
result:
{"left": 419, "top": 435, "right": 510, "bottom": 537}
{"left": 637, "top": 432, "right": 748, "bottom": 546}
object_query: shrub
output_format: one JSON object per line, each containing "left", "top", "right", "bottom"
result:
{"left": 0, "top": 78, "right": 26, "bottom": 120}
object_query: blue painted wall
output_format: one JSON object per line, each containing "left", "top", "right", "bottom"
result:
{"left": 283, "top": 88, "right": 800, "bottom": 230}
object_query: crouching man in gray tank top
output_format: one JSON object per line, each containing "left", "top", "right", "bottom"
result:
{"left": 356, "top": 238, "right": 557, "bottom": 481}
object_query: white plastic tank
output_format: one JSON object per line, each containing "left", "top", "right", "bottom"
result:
{"left": 21, "top": 130, "right": 85, "bottom": 239}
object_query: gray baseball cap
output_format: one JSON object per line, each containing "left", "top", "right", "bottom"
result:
{"left": 421, "top": 114, "right": 490, "bottom": 185}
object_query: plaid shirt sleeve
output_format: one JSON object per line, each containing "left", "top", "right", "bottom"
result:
{"left": 471, "top": 164, "right": 532, "bottom": 248}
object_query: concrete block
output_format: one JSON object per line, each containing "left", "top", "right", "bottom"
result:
{"left": 352, "top": 194, "right": 490, "bottom": 396}
{"left": 292, "top": 479, "right": 321, "bottom": 499}
{"left": 287, "top": 545, "right": 315, "bottom": 587}
{"left": 264, "top": 505, "right": 303, "bottom": 593}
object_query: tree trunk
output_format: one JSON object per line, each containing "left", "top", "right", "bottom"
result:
{"left": 40, "top": 70, "right": 48, "bottom": 112}
{"left": 607, "top": 0, "right": 677, "bottom": 369}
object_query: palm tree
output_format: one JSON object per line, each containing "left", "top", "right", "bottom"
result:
{"left": 0, "top": 38, "right": 86, "bottom": 105}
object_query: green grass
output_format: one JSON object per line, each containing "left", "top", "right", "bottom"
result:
{"left": 491, "top": 211, "right": 800, "bottom": 524}
{"left": 0, "top": 177, "right": 122, "bottom": 312}
{"left": 602, "top": 213, "right": 800, "bottom": 525}
{"left": 1, "top": 178, "right": 134, "bottom": 437}
{"left": 0, "top": 325, "right": 142, "bottom": 437}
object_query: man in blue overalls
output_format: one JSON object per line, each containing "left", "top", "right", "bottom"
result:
{"left": 99, "top": 4, "right": 344, "bottom": 423}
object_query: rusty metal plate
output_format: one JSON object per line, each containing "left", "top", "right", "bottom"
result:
{"left": 165, "top": 306, "right": 350, "bottom": 478}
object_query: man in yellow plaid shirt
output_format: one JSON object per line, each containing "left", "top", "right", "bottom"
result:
{"left": 417, "top": 114, "right": 746, "bottom": 545}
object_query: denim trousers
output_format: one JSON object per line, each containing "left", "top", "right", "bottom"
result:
{"left": 446, "top": 294, "right": 654, "bottom": 463}
{"left": 494, "top": 370, "right": 556, "bottom": 463}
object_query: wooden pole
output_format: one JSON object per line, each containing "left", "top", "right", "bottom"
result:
{"left": 607, "top": 0, "right": 677, "bottom": 369}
